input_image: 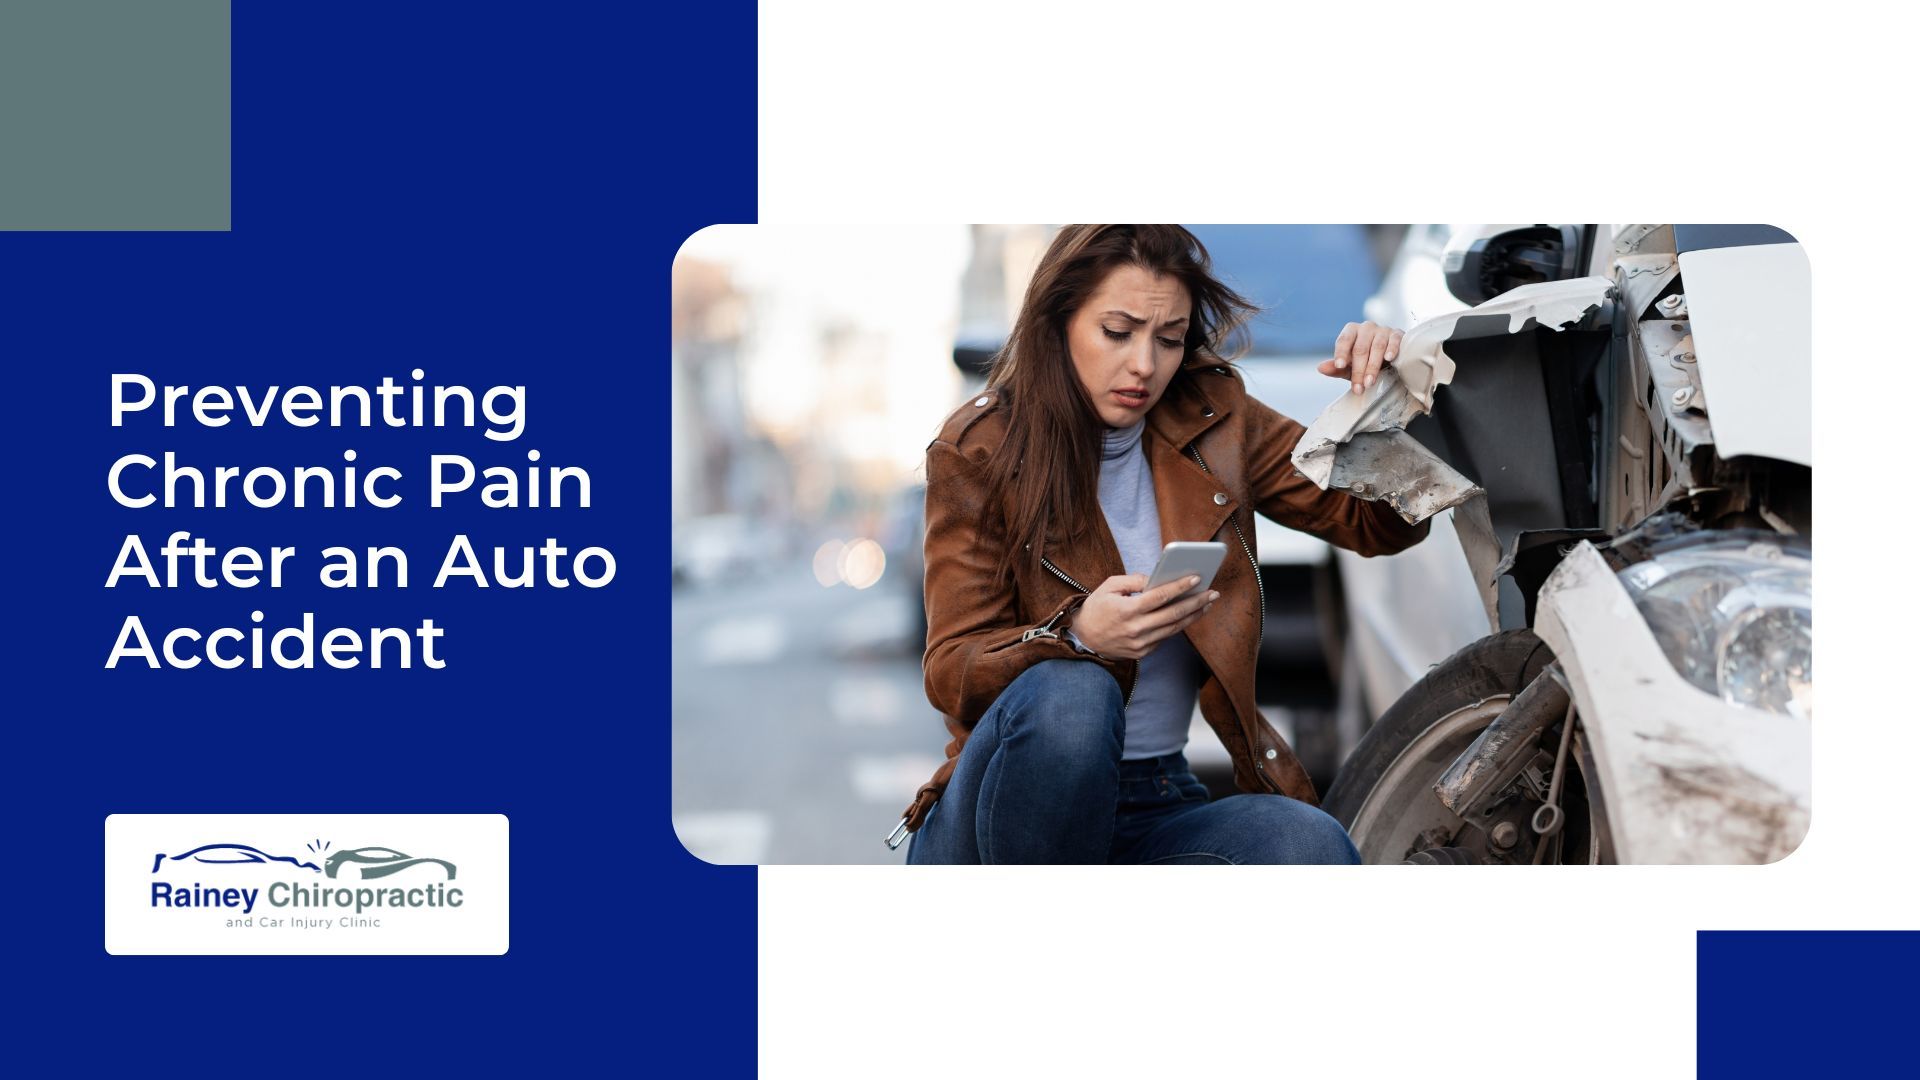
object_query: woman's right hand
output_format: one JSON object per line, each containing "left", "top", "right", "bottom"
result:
{"left": 1318, "top": 320, "right": 1404, "bottom": 396}
{"left": 1068, "top": 574, "right": 1218, "bottom": 660}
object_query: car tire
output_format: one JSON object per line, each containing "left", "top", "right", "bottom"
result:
{"left": 1320, "top": 629, "right": 1554, "bottom": 828}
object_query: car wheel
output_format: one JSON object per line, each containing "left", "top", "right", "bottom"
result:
{"left": 1320, "top": 629, "right": 1613, "bottom": 865}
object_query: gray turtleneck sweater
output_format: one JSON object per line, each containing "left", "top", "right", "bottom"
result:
{"left": 1066, "top": 421, "right": 1205, "bottom": 760}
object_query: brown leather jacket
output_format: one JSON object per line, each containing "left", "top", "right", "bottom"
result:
{"left": 899, "top": 354, "right": 1430, "bottom": 834}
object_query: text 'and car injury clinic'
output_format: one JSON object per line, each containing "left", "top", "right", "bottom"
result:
{"left": 100, "top": 372, "right": 618, "bottom": 671}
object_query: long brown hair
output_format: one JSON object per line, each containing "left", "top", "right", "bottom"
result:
{"left": 983, "top": 225, "right": 1257, "bottom": 583}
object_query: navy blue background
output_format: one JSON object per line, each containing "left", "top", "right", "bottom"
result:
{"left": 1699, "top": 931, "right": 1910, "bottom": 1077}
{"left": 2, "top": 3, "right": 755, "bottom": 1073}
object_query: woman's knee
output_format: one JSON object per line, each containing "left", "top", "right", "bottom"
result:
{"left": 1010, "top": 658, "right": 1124, "bottom": 705}
{"left": 1276, "top": 801, "right": 1360, "bottom": 864}
{"left": 1222, "top": 795, "right": 1361, "bottom": 865}
{"left": 997, "top": 659, "right": 1125, "bottom": 753}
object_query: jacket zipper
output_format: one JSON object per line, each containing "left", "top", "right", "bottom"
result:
{"left": 1037, "top": 553, "right": 1138, "bottom": 709}
{"left": 1038, "top": 554, "right": 1087, "bottom": 594}
{"left": 1188, "top": 446, "right": 1264, "bottom": 653}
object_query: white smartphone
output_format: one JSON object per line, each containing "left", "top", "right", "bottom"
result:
{"left": 1144, "top": 541, "right": 1228, "bottom": 599}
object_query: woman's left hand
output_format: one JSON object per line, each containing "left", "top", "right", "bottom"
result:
{"left": 1318, "top": 321, "right": 1404, "bottom": 396}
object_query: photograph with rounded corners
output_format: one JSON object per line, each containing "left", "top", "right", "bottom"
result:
{"left": 671, "top": 224, "right": 1811, "bottom": 866}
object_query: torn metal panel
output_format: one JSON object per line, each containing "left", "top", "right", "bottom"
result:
{"left": 1325, "top": 430, "right": 1480, "bottom": 522}
{"left": 1449, "top": 496, "right": 1502, "bottom": 634}
{"left": 1290, "top": 277, "right": 1614, "bottom": 634}
{"left": 1532, "top": 542, "right": 1810, "bottom": 864}
{"left": 1292, "top": 276, "right": 1615, "bottom": 492}
{"left": 1307, "top": 430, "right": 1502, "bottom": 633}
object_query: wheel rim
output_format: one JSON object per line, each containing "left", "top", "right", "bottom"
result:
{"left": 1348, "top": 696, "right": 1604, "bottom": 865}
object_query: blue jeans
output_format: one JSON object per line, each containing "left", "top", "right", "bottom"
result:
{"left": 906, "top": 659, "right": 1361, "bottom": 865}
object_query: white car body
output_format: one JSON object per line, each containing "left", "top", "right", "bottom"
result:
{"left": 1317, "top": 224, "right": 1811, "bottom": 862}
{"left": 1340, "top": 225, "right": 1620, "bottom": 714}
{"left": 1236, "top": 354, "right": 1339, "bottom": 569}
{"left": 1535, "top": 541, "right": 1808, "bottom": 863}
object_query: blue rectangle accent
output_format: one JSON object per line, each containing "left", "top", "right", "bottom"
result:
{"left": 1699, "top": 931, "right": 1916, "bottom": 1076}
{"left": 1, "top": 0, "right": 757, "bottom": 1073}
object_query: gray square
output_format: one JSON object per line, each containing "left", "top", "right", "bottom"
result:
{"left": 0, "top": 0, "right": 230, "bottom": 230}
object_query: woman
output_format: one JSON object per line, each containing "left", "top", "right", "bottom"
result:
{"left": 899, "top": 224, "right": 1428, "bottom": 864}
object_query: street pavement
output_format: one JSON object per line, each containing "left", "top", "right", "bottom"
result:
{"left": 673, "top": 557, "right": 944, "bottom": 864}
{"left": 672, "top": 556, "right": 1294, "bottom": 864}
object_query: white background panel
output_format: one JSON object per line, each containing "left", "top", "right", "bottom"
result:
{"left": 756, "top": 4, "right": 1908, "bottom": 1076}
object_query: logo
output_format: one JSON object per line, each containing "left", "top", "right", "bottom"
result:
{"left": 148, "top": 834, "right": 466, "bottom": 925}
{"left": 148, "top": 839, "right": 460, "bottom": 880}
{"left": 324, "top": 846, "right": 457, "bottom": 880}
{"left": 107, "top": 814, "right": 507, "bottom": 955}
{"left": 151, "top": 842, "right": 322, "bottom": 875}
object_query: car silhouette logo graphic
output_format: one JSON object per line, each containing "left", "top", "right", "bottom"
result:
{"left": 323, "top": 847, "right": 457, "bottom": 881}
{"left": 150, "top": 843, "right": 322, "bottom": 874}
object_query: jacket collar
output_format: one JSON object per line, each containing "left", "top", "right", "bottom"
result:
{"left": 1144, "top": 394, "right": 1236, "bottom": 553}
{"left": 1145, "top": 355, "right": 1233, "bottom": 451}
{"left": 1143, "top": 358, "right": 1239, "bottom": 558}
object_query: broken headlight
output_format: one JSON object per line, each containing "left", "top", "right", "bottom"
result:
{"left": 1617, "top": 538, "right": 1812, "bottom": 721}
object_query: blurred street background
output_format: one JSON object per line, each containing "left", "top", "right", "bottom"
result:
{"left": 672, "top": 224, "right": 1479, "bottom": 864}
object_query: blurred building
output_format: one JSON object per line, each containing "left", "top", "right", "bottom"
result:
{"left": 674, "top": 225, "right": 971, "bottom": 543}
{"left": 671, "top": 256, "right": 793, "bottom": 531}
{"left": 956, "top": 224, "right": 1053, "bottom": 354}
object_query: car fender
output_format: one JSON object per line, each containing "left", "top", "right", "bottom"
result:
{"left": 1532, "top": 541, "right": 1810, "bottom": 864}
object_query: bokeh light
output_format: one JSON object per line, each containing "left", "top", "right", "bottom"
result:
{"left": 837, "top": 538, "right": 886, "bottom": 590}
{"left": 811, "top": 539, "right": 844, "bottom": 587}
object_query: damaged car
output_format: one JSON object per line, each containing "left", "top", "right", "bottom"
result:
{"left": 1302, "top": 224, "right": 1810, "bottom": 864}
